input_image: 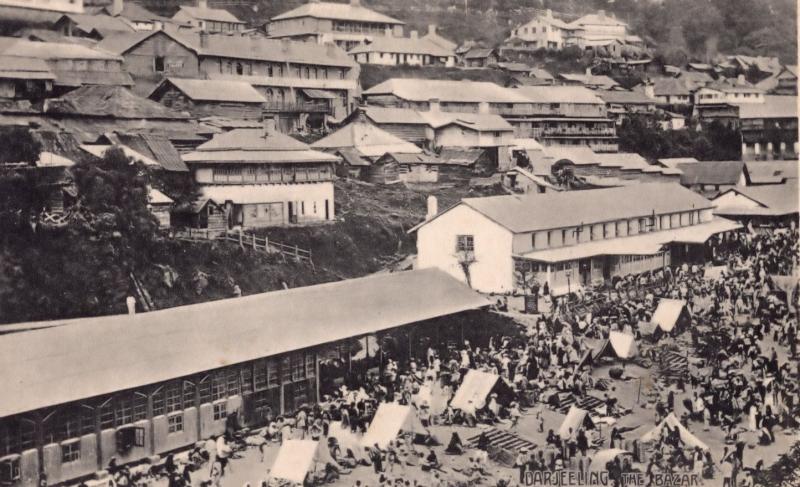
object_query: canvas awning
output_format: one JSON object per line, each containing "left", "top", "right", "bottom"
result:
{"left": 361, "top": 402, "right": 428, "bottom": 448}
{"left": 450, "top": 369, "right": 500, "bottom": 411}
{"left": 641, "top": 413, "right": 709, "bottom": 450}
{"left": 651, "top": 299, "right": 687, "bottom": 332}
{"left": 517, "top": 219, "right": 742, "bottom": 264}
{"left": 270, "top": 440, "right": 326, "bottom": 483}
{"left": 558, "top": 406, "right": 594, "bottom": 438}
{"left": 302, "top": 89, "right": 337, "bottom": 100}
{"left": 608, "top": 331, "right": 637, "bottom": 359}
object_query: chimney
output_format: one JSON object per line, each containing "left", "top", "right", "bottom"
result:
{"left": 597, "top": 9, "right": 605, "bottom": 18}
{"left": 429, "top": 98, "right": 440, "bottom": 112}
{"left": 350, "top": 0, "right": 361, "bottom": 5}
{"left": 428, "top": 24, "right": 437, "bottom": 35}
{"left": 263, "top": 116, "right": 277, "bottom": 137}
{"left": 126, "top": 296, "right": 136, "bottom": 316}
{"left": 545, "top": 9, "right": 552, "bottom": 18}
{"left": 355, "top": 106, "right": 368, "bottom": 123}
{"left": 585, "top": 67, "right": 592, "bottom": 76}
{"left": 426, "top": 195, "right": 438, "bottom": 220}
{"left": 199, "top": 30, "right": 209, "bottom": 48}
{"left": 737, "top": 73, "right": 745, "bottom": 85}
{"left": 643, "top": 81, "right": 654, "bottom": 99}
{"left": 109, "top": 0, "right": 123, "bottom": 17}
{"left": 478, "top": 101, "right": 490, "bottom": 114}
{"left": 410, "top": 30, "right": 418, "bottom": 40}
{"left": 198, "top": 0, "right": 207, "bottom": 9}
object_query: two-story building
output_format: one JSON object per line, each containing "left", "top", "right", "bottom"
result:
{"left": 266, "top": 0, "right": 405, "bottom": 51}
{"left": 181, "top": 118, "right": 339, "bottom": 228}
{"left": 694, "top": 80, "right": 765, "bottom": 105}
{"left": 508, "top": 9, "right": 573, "bottom": 50}
{"left": 97, "top": 28, "right": 360, "bottom": 125}
{"left": 148, "top": 77, "right": 267, "bottom": 120}
{"left": 566, "top": 11, "right": 628, "bottom": 49}
{"left": 172, "top": 0, "right": 245, "bottom": 33}
{"left": 413, "top": 183, "right": 741, "bottom": 295}
{"left": 739, "top": 96, "right": 799, "bottom": 160}
{"left": 0, "top": 36, "right": 133, "bottom": 95}
{"left": 348, "top": 30, "right": 456, "bottom": 67}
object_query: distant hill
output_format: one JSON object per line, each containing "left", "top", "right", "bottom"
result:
{"left": 135, "top": 0, "right": 796, "bottom": 63}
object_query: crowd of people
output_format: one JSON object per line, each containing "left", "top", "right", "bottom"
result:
{"left": 130, "top": 229, "right": 798, "bottom": 487}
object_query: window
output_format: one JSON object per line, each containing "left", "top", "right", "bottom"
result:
{"left": 0, "top": 457, "right": 20, "bottom": 483}
{"left": 167, "top": 414, "right": 183, "bottom": 433}
{"left": 213, "top": 403, "right": 227, "bottom": 421}
{"left": 456, "top": 235, "right": 474, "bottom": 252}
{"left": 211, "top": 371, "right": 227, "bottom": 401}
{"left": 183, "top": 381, "right": 196, "bottom": 409}
{"left": 561, "top": 229, "right": 567, "bottom": 244}
{"left": 241, "top": 367, "right": 253, "bottom": 395}
{"left": 547, "top": 231, "right": 552, "bottom": 247}
{"left": 227, "top": 369, "right": 240, "bottom": 397}
{"left": 116, "top": 426, "right": 145, "bottom": 452}
{"left": 99, "top": 401, "right": 115, "bottom": 429}
{"left": 305, "top": 353, "right": 316, "bottom": 378}
{"left": 62, "top": 441, "right": 80, "bottom": 463}
{"left": 152, "top": 389, "right": 165, "bottom": 417}
{"left": 198, "top": 377, "right": 212, "bottom": 405}
{"left": 291, "top": 353, "right": 305, "bottom": 381}
{"left": 267, "top": 359, "right": 279, "bottom": 388}
{"left": 154, "top": 56, "right": 165, "bottom": 73}
{"left": 165, "top": 382, "right": 183, "bottom": 414}
{"left": 254, "top": 360, "right": 268, "bottom": 391}
{"left": 236, "top": 63, "right": 243, "bottom": 75}
{"left": 281, "top": 356, "right": 293, "bottom": 384}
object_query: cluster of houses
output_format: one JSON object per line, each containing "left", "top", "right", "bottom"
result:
{"left": 0, "top": 0, "right": 796, "bottom": 239}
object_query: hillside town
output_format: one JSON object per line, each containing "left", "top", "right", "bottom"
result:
{"left": 0, "top": 1, "right": 798, "bottom": 487}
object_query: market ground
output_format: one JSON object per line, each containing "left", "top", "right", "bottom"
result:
{"left": 175, "top": 312, "right": 796, "bottom": 487}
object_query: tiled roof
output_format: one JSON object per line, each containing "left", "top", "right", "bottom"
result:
{"left": 175, "top": 5, "right": 244, "bottom": 24}
{"left": 363, "top": 78, "right": 531, "bottom": 104}
{"left": 271, "top": 1, "right": 403, "bottom": 24}
{"left": 156, "top": 78, "right": 266, "bottom": 104}
{"left": 455, "top": 183, "right": 711, "bottom": 234}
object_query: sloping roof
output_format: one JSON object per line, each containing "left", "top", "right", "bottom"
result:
{"left": 714, "top": 182, "right": 799, "bottom": 217}
{"left": 312, "top": 118, "right": 422, "bottom": 157}
{"left": 348, "top": 36, "right": 454, "bottom": 57}
{"left": 608, "top": 331, "right": 637, "bottom": 358}
{"left": 156, "top": 78, "right": 266, "bottom": 103}
{"left": 738, "top": 96, "right": 798, "bottom": 119}
{"left": 362, "top": 106, "right": 428, "bottom": 125}
{"left": 185, "top": 128, "right": 338, "bottom": 165}
{"left": 596, "top": 89, "right": 656, "bottom": 105}
{"left": 45, "top": 85, "right": 189, "bottom": 119}
{"left": 271, "top": 1, "right": 403, "bottom": 24}
{"left": 571, "top": 12, "right": 627, "bottom": 27}
{"left": 148, "top": 187, "right": 173, "bottom": 205}
{"left": 514, "top": 85, "right": 604, "bottom": 104}
{"left": 558, "top": 73, "right": 619, "bottom": 89}
{"left": 112, "top": 132, "right": 189, "bottom": 172}
{"left": 658, "top": 157, "right": 697, "bottom": 169}
{"left": 530, "top": 67, "right": 555, "bottom": 80}
{"left": 438, "top": 183, "right": 713, "bottom": 234}
{"left": 0, "top": 35, "right": 122, "bottom": 60}
{"left": 745, "top": 161, "right": 798, "bottom": 184}
{"left": 678, "top": 161, "right": 745, "bottom": 186}
{"left": 113, "top": 2, "right": 171, "bottom": 23}
{"left": 174, "top": 5, "right": 244, "bottom": 24}
{"left": 450, "top": 370, "right": 500, "bottom": 411}
{"left": 337, "top": 147, "right": 371, "bottom": 166}
{"left": 0, "top": 268, "right": 488, "bottom": 418}
{"left": 422, "top": 29, "right": 457, "bottom": 51}
{"left": 641, "top": 413, "right": 709, "bottom": 450}
{"left": 558, "top": 406, "right": 594, "bottom": 438}
{"left": 97, "top": 28, "right": 357, "bottom": 68}
{"left": 58, "top": 13, "right": 135, "bottom": 34}
{"left": 651, "top": 299, "right": 687, "bottom": 332}
{"left": 0, "top": 55, "right": 55, "bottom": 80}
{"left": 363, "top": 78, "right": 531, "bottom": 104}
{"left": 653, "top": 78, "right": 691, "bottom": 96}
{"left": 361, "top": 403, "right": 427, "bottom": 448}
{"left": 420, "top": 111, "right": 513, "bottom": 132}
{"left": 464, "top": 47, "right": 496, "bottom": 59}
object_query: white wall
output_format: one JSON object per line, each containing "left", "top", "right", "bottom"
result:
{"left": 416, "top": 204, "right": 515, "bottom": 293}
{"left": 712, "top": 191, "right": 760, "bottom": 211}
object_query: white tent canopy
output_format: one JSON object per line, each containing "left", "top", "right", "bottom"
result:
{"left": 361, "top": 402, "right": 428, "bottom": 448}
{"left": 589, "top": 449, "right": 631, "bottom": 471}
{"left": 450, "top": 369, "right": 500, "bottom": 411}
{"left": 269, "top": 439, "right": 333, "bottom": 483}
{"left": 609, "top": 331, "right": 637, "bottom": 358}
{"left": 558, "top": 406, "right": 595, "bottom": 439}
{"left": 651, "top": 299, "right": 688, "bottom": 332}
{"left": 641, "top": 413, "right": 709, "bottom": 450}
{"left": 327, "top": 421, "right": 367, "bottom": 462}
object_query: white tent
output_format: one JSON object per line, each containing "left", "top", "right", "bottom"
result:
{"left": 589, "top": 449, "right": 631, "bottom": 471}
{"left": 651, "top": 299, "right": 688, "bottom": 333}
{"left": 269, "top": 439, "right": 333, "bottom": 483}
{"left": 558, "top": 406, "right": 595, "bottom": 439}
{"left": 327, "top": 421, "right": 366, "bottom": 462}
{"left": 361, "top": 402, "right": 428, "bottom": 448}
{"left": 640, "top": 413, "right": 709, "bottom": 450}
{"left": 609, "top": 331, "right": 637, "bottom": 358}
{"left": 450, "top": 369, "right": 500, "bottom": 411}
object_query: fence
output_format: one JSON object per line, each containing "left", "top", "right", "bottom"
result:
{"left": 175, "top": 228, "right": 314, "bottom": 267}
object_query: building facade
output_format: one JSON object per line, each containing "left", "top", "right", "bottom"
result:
{"left": 0, "top": 0, "right": 83, "bottom": 13}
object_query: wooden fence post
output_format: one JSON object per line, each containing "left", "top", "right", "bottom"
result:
{"left": 252, "top": 234, "right": 257, "bottom": 251}
{"left": 238, "top": 228, "right": 244, "bottom": 248}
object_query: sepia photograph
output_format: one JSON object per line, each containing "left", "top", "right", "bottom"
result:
{"left": 0, "top": 0, "right": 797, "bottom": 486}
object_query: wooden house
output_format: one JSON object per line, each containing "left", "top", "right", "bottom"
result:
{"left": 149, "top": 78, "right": 266, "bottom": 120}
{"left": 171, "top": 198, "right": 227, "bottom": 233}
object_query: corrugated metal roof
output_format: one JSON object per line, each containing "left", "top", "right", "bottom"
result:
{"left": 678, "top": 161, "right": 745, "bottom": 186}
{"left": 312, "top": 118, "right": 422, "bottom": 158}
{"left": 175, "top": 5, "right": 244, "bottom": 23}
{"left": 738, "top": 96, "right": 798, "bottom": 119}
{"left": 745, "top": 161, "right": 799, "bottom": 184}
{"left": 0, "top": 36, "right": 122, "bottom": 60}
{"left": 596, "top": 89, "right": 655, "bottom": 105}
{"left": 349, "top": 36, "right": 454, "bottom": 57}
{"left": 271, "top": 1, "right": 403, "bottom": 24}
{"left": 558, "top": 73, "right": 618, "bottom": 88}
{"left": 451, "top": 183, "right": 714, "bottom": 234}
{"left": 337, "top": 147, "right": 371, "bottom": 166}
{"left": 185, "top": 128, "right": 338, "bottom": 164}
{"left": 420, "top": 111, "right": 513, "bottom": 132}
{"left": 0, "top": 268, "right": 488, "bottom": 418}
{"left": 363, "top": 78, "right": 531, "bottom": 104}
{"left": 0, "top": 55, "right": 55, "bottom": 80}
{"left": 714, "top": 181, "right": 799, "bottom": 216}
{"left": 59, "top": 13, "right": 135, "bottom": 34}
{"left": 514, "top": 85, "right": 605, "bottom": 104}
{"left": 159, "top": 78, "right": 266, "bottom": 103}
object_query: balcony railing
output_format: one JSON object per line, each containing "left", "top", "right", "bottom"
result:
{"left": 263, "top": 102, "right": 331, "bottom": 113}
{"left": 542, "top": 127, "right": 616, "bottom": 136}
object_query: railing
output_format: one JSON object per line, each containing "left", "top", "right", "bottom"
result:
{"left": 263, "top": 102, "right": 331, "bottom": 113}
{"left": 175, "top": 228, "right": 314, "bottom": 267}
{"left": 542, "top": 127, "right": 616, "bottom": 136}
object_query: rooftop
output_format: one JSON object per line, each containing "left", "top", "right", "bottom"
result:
{"left": 558, "top": 73, "right": 619, "bottom": 89}
{"left": 738, "top": 96, "right": 798, "bottom": 119}
{"left": 184, "top": 127, "right": 339, "bottom": 164}
{"left": 45, "top": 85, "right": 189, "bottom": 120}
{"left": 0, "top": 55, "right": 55, "bottom": 80}
{"left": 596, "top": 89, "right": 656, "bottom": 105}
{"left": 311, "top": 117, "right": 422, "bottom": 158}
{"left": 745, "top": 161, "right": 798, "bottom": 184}
{"left": 349, "top": 35, "right": 454, "bottom": 57}
{"left": 154, "top": 78, "right": 266, "bottom": 104}
{"left": 678, "top": 161, "right": 746, "bottom": 186}
{"left": 420, "top": 111, "right": 513, "bottom": 132}
{"left": 174, "top": 4, "right": 244, "bottom": 24}
{"left": 363, "top": 78, "right": 531, "bottom": 104}
{"left": 421, "top": 183, "right": 713, "bottom": 234}
{"left": 0, "top": 35, "right": 123, "bottom": 60}
{"left": 57, "top": 12, "right": 135, "bottom": 34}
{"left": 714, "top": 182, "right": 799, "bottom": 217}
{"left": 0, "top": 268, "right": 487, "bottom": 418}
{"left": 514, "top": 85, "right": 605, "bottom": 104}
{"left": 271, "top": 1, "right": 403, "bottom": 25}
